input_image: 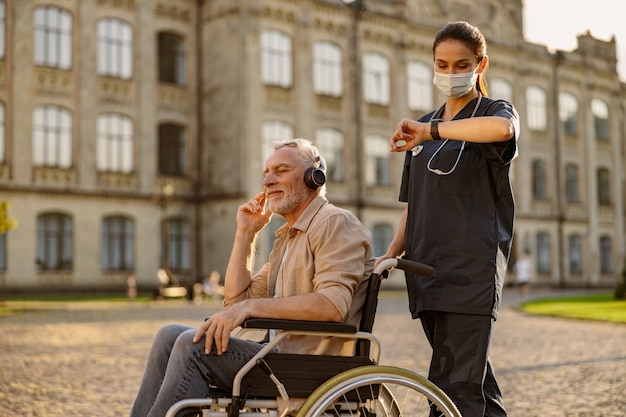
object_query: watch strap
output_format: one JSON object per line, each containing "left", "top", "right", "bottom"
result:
{"left": 430, "top": 119, "right": 441, "bottom": 141}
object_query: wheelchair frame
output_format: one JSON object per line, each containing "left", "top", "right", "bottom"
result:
{"left": 164, "top": 258, "right": 461, "bottom": 417}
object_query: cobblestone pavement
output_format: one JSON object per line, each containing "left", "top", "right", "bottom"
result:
{"left": 0, "top": 289, "right": 624, "bottom": 417}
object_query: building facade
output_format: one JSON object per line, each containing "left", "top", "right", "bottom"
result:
{"left": 0, "top": 0, "right": 623, "bottom": 291}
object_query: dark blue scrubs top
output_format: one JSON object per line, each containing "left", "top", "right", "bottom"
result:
{"left": 399, "top": 96, "right": 519, "bottom": 319}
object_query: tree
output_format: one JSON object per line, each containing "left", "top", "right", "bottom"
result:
{"left": 0, "top": 201, "right": 18, "bottom": 234}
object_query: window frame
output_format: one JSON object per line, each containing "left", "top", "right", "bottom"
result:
{"left": 101, "top": 216, "right": 135, "bottom": 271}
{"left": 313, "top": 41, "right": 342, "bottom": 96}
{"left": 36, "top": 213, "right": 73, "bottom": 271}
{"left": 34, "top": 6, "right": 72, "bottom": 69}
{"left": 363, "top": 52, "right": 390, "bottom": 105}
{"left": 261, "top": 30, "right": 292, "bottom": 88}
{"left": 407, "top": 60, "right": 432, "bottom": 111}
{"left": 32, "top": 105, "right": 73, "bottom": 168}
{"left": 97, "top": 113, "right": 134, "bottom": 173}
{"left": 526, "top": 85, "right": 547, "bottom": 131}
{"left": 97, "top": 18, "right": 133, "bottom": 79}
{"left": 158, "top": 123, "right": 187, "bottom": 177}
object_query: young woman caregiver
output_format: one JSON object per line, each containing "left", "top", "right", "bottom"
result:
{"left": 381, "top": 21, "right": 520, "bottom": 417}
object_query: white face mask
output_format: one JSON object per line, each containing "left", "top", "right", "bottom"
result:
{"left": 433, "top": 70, "right": 478, "bottom": 98}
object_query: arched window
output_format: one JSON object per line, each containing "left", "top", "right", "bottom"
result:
{"left": 532, "top": 159, "right": 547, "bottom": 200}
{"left": 372, "top": 223, "right": 394, "bottom": 257}
{"left": 363, "top": 52, "right": 390, "bottom": 105}
{"left": 315, "top": 128, "right": 344, "bottom": 182}
{"left": 591, "top": 98, "right": 609, "bottom": 140}
{"left": 490, "top": 78, "right": 513, "bottom": 102}
{"left": 565, "top": 163, "right": 579, "bottom": 203}
{"left": 536, "top": 232, "right": 551, "bottom": 274}
{"left": 158, "top": 123, "right": 186, "bottom": 176}
{"left": 568, "top": 234, "right": 582, "bottom": 274}
{"left": 158, "top": 32, "right": 186, "bottom": 85}
{"left": 526, "top": 86, "right": 546, "bottom": 131}
{"left": 261, "top": 30, "right": 292, "bottom": 87}
{"left": 34, "top": 6, "right": 72, "bottom": 69}
{"left": 313, "top": 41, "right": 342, "bottom": 96}
{"left": 97, "top": 18, "right": 133, "bottom": 79}
{"left": 97, "top": 113, "right": 133, "bottom": 173}
{"left": 101, "top": 216, "right": 134, "bottom": 271}
{"left": 37, "top": 213, "right": 73, "bottom": 271}
{"left": 365, "top": 135, "right": 390, "bottom": 186}
{"left": 407, "top": 61, "right": 432, "bottom": 111}
{"left": 33, "top": 105, "right": 72, "bottom": 168}
{"left": 163, "top": 217, "right": 190, "bottom": 272}
{"left": 599, "top": 236, "right": 612, "bottom": 273}
{"left": 262, "top": 120, "right": 293, "bottom": 164}
{"left": 559, "top": 92, "right": 578, "bottom": 136}
{"left": 597, "top": 167, "right": 610, "bottom": 206}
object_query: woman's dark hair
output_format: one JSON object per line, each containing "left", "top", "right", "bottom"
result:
{"left": 433, "top": 21, "right": 489, "bottom": 96}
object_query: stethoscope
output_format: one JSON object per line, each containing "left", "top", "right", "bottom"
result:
{"left": 412, "top": 94, "right": 482, "bottom": 176}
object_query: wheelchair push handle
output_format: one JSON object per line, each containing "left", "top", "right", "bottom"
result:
{"left": 373, "top": 257, "right": 434, "bottom": 277}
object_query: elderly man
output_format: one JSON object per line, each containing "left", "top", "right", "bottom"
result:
{"left": 130, "top": 138, "right": 374, "bottom": 417}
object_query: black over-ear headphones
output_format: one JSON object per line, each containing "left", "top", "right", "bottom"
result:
{"left": 304, "top": 155, "right": 327, "bottom": 190}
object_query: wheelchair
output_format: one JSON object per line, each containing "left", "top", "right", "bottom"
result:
{"left": 165, "top": 258, "right": 461, "bottom": 417}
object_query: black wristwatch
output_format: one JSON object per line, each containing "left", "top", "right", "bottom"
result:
{"left": 430, "top": 119, "right": 441, "bottom": 141}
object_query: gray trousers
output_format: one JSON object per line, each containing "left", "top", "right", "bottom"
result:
{"left": 419, "top": 311, "right": 507, "bottom": 417}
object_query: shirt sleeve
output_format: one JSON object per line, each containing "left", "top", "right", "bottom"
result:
{"left": 309, "top": 212, "right": 373, "bottom": 320}
{"left": 222, "top": 262, "right": 270, "bottom": 307}
{"left": 479, "top": 99, "right": 520, "bottom": 166}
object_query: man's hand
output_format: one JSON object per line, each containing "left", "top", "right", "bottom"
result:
{"left": 236, "top": 191, "right": 273, "bottom": 234}
{"left": 192, "top": 302, "right": 249, "bottom": 355}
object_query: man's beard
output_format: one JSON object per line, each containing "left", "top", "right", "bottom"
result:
{"left": 269, "top": 186, "right": 309, "bottom": 215}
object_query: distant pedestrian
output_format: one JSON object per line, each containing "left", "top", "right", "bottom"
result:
{"left": 514, "top": 251, "right": 533, "bottom": 298}
{"left": 126, "top": 274, "right": 137, "bottom": 301}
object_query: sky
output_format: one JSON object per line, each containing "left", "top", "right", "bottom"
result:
{"left": 523, "top": 0, "right": 625, "bottom": 80}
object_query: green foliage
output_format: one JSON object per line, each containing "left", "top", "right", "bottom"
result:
{"left": 0, "top": 201, "right": 18, "bottom": 234}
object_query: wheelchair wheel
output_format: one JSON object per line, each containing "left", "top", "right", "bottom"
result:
{"left": 296, "top": 365, "right": 461, "bottom": 417}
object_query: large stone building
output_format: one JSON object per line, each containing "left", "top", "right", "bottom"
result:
{"left": 0, "top": 0, "right": 623, "bottom": 292}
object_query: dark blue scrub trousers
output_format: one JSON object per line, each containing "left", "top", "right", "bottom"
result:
{"left": 419, "top": 311, "right": 507, "bottom": 417}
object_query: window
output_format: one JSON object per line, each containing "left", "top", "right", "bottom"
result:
{"left": 599, "top": 236, "right": 612, "bottom": 274}
{"left": 315, "top": 128, "right": 344, "bottom": 182}
{"left": 372, "top": 223, "right": 394, "bottom": 257}
{"left": 32, "top": 105, "right": 72, "bottom": 168}
{"left": 407, "top": 61, "right": 432, "bottom": 111}
{"left": 158, "top": 32, "right": 186, "bottom": 85}
{"left": 363, "top": 52, "right": 390, "bottom": 105}
{"left": 597, "top": 167, "right": 610, "bottom": 206}
{"left": 532, "top": 159, "right": 547, "bottom": 200}
{"left": 262, "top": 120, "right": 293, "bottom": 164}
{"left": 0, "top": 1, "right": 5, "bottom": 59}
{"left": 0, "top": 101, "right": 4, "bottom": 163}
{"left": 559, "top": 92, "right": 578, "bottom": 136}
{"left": 365, "top": 135, "right": 390, "bottom": 186}
{"left": 0, "top": 232, "right": 5, "bottom": 271}
{"left": 101, "top": 216, "right": 134, "bottom": 271}
{"left": 568, "top": 234, "right": 582, "bottom": 274}
{"left": 261, "top": 30, "right": 292, "bottom": 88}
{"left": 34, "top": 6, "right": 72, "bottom": 69}
{"left": 313, "top": 41, "right": 342, "bottom": 96}
{"left": 97, "top": 18, "right": 132, "bottom": 79}
{"left": 490, "top": 78, "right": 513, "bottom": 102}
{"left": 565, "top": 163, "right": 579, "bottom": 203}
{"left": 158, "top": 124, "right": 186, "bottom": 176}
{"left": 97, "top": 114, "right": 133, "bottom": 173}
{"left": 37, "top": 213, "right": 73, "bottom": 271}
{"left": 526, "top": 86, "right": 546, "bottom": 131}
{"left": 163, "top": 217, "right": 190, "bottom": 272}
{"left": 591, "top": 98, "right": 609, "bottom": 140}
{"left": 536, "top": 232, "right": 551, "bottom": 274}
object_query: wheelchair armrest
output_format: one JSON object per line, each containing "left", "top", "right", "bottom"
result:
{"left": 242, "top": 318, "right": 357, "bottom": 334}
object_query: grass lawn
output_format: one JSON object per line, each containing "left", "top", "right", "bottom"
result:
{"left": 521, "top": 293, "right": 626, "bottom": 324}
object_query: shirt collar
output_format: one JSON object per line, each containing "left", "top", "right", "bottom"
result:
{"left": 275, "top": 195, "right": 328, "bottom": 238}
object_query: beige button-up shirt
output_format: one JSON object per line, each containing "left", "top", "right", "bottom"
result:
{"left": 224, "top": 195, "right": 374, "bottom": 355}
